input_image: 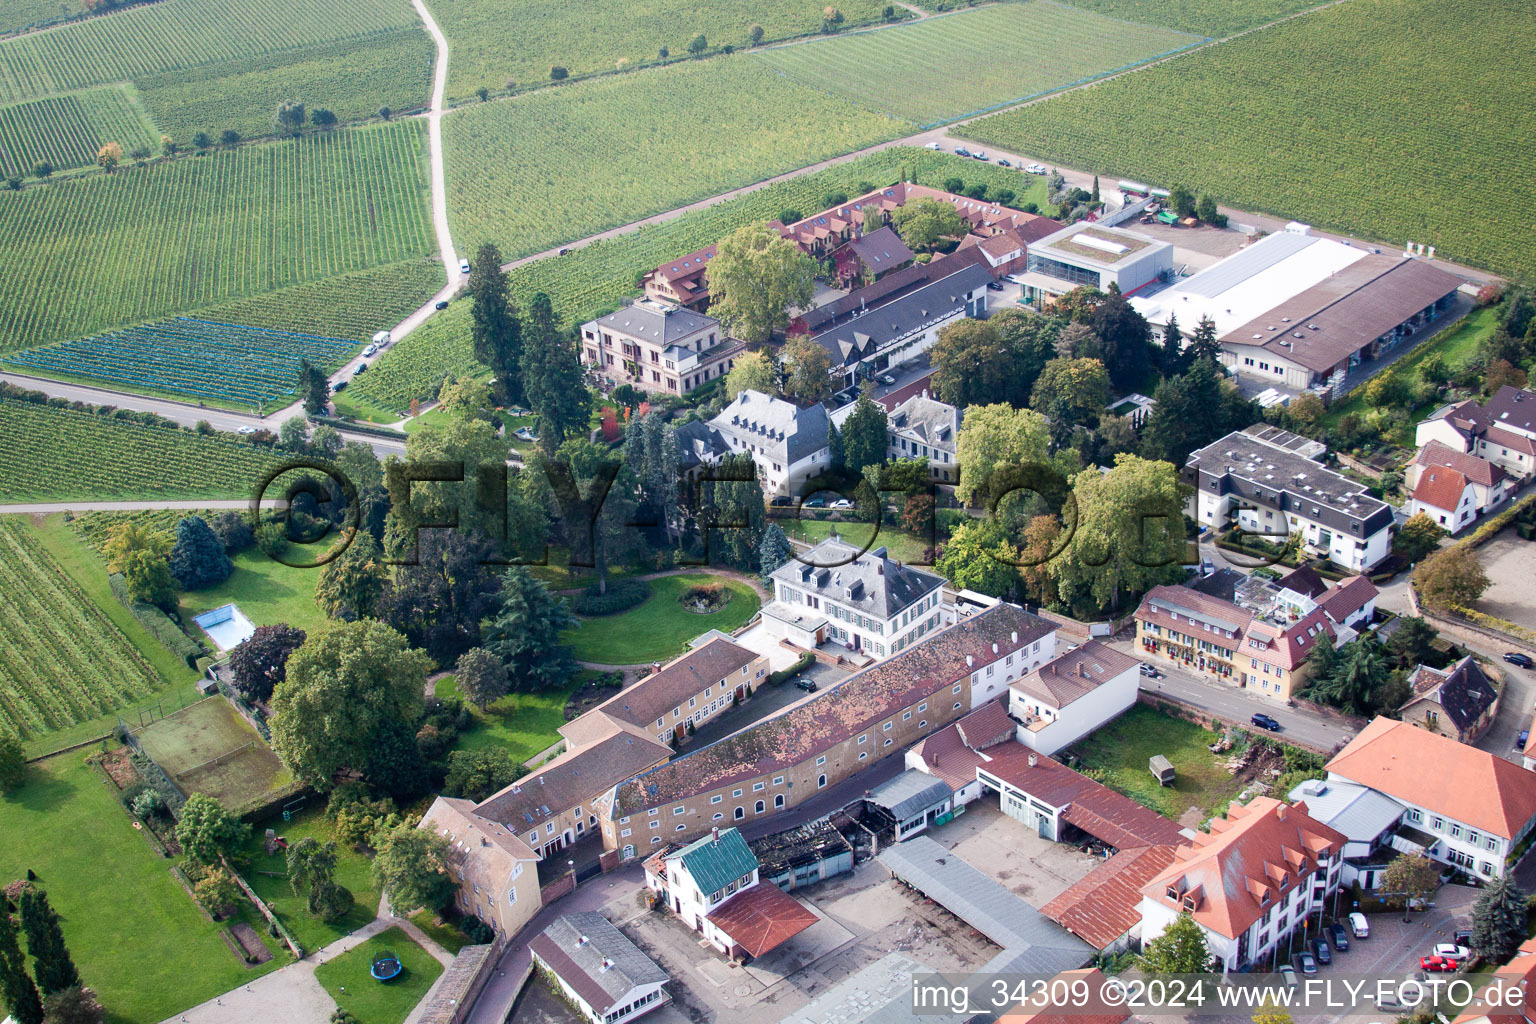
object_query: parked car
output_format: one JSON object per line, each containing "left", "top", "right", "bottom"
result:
{"left": 769, "top": 495, "right": 794, "bottom": 507}
{"left": 1519, "top": 729, "right": 1530, "bottom": 750}
{"left": 878, "top": 373, "right": 897, "bottom": 385}
{"left": 354, "top": 362, "right": 367, "bottom": 374}
{"left": 1456, "top": 929, "right": 1474, "bottom": 947}
{"left": 1504, "top": 652, "right": 1534, "bottom": 668}
{"left": 371, "top": 330, "right": 391, "bottom": 347}
{"left": 805, "top": 497, "right": 826, "bottom": 508}
{"left": 1313, "top": 939, "right": 1332, "bottom": 965}
{"left": 330, "top": 380, "right": 347, "bottom": 393}
{"left": 795, "top": 679, "right": 818, "bottom": 692}
{"left": 458, "top": 258, "right": 472, "bottom": 274}
{"left": 1294, "top": 952, "right": 1317, "bottom": 975}
{"left": 1139, "top": 663, "right": 1160, "bottom": 678}
{"left": 830, "top": 499, "right": 854, "bottom": 510}
{"left": 1348, "top": 912, "right": 1369, "bottom": 939}
{"left": 972, "top": 151, "right": 988, "bottom": 161}
{"left": 1277, "top": 964, "right": 1298, "bottom": 988}
{"left": 1327, "top": 922, "right": 1349, "bottom": 951}
{"left": 954, "top": 147, "right": 971, "bottom": 157}
{"left": 1025, "top": 163, "right": 1048, "bottom": 174}
{"left": 997, "top": 159, "right": 1012, "bottom": 168}
{"left": 558, "top": 248, "right": 570, "bottom": 256}
{"left": 1432, "top": 943, "right": 1471, "bottom": 960}
{"left": 1420, "top": 955, "right": 1461, "bottom": 973}
{"left": 1250, "top": 713, "right": 1281, "bottom": 731}
{"left": 986, "top": 281, "right": 1005, "bottom": 291}
{"left": 434, "top": 300, "right": 449, "bottom": 310}
{"left": 1376, "top": 985, "right": 1410, "bottom": 1011}
{"left": 236, "top": 425, "right": 257, "bottom": 435}
{"left": 924, "top": 141, "right": 941, "bottom": 150}
{"left": 363, "top": 343, "right": 378, "bottom": 357}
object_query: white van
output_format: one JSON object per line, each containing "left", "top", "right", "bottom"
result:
{"left": 459, "top": 258, "right": 472, "bottom": 275}
{"left": 371, "top": 330, "right": 391, "bottom": 347}
{"left": 1348, "top": 912, "right": 1369, "bottom": 939}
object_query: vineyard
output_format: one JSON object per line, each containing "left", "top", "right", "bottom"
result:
{"left": 0, "top": 85, "right": 157, "bottom": 176}
{"left": 1059, "top": 0, "right": 1329, "bottom": 36}
{"left": 433, "top": 0, "right": 887, "bottom": 102}
{"left": 69, "top": 509, "right": 219, "bottom": 555}
{"left": 6, "top": 318, "right": 359, "bottom": 406}
{"left": 442, "top": 57, "right": 906, "bottom": 262}
{"left": 191, "top": 260, "right": 442, "bottom": 340}
{"left": 0, "top": 396, "right": 285, "bottom": 501}
{"left": 0, "top": 517, "right": 160, "bottom": 739}
{"left": 963, "top": 0, "right": 1536, "bottom": 282}
{"left": 756, "top": 2, "right": 1201, "bottom": 127}
{"left": 354, "top": 147, "right": 1050, "bottom": 414}
{"left": 0, "top": 121, "right": 432, "bottom": 353}
{"left": 1, "top": 0, "right": 84, "bottom": 37}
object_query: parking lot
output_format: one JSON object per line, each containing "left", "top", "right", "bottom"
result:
{"left": 1474, "top": 529, "right": 1536, "bottom": 634}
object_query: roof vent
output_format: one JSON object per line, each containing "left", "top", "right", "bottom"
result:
{"left": 1027, "top": 753, "right": 1038, "bottom": 767}
{"left": 578, "top": 934, "right": 590, "bottom": 946}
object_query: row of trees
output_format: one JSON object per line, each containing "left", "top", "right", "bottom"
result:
{"left": 102, "top": 514, "right": 240, "bottom": 607}
{"left": 0, "top": 887, "right": 91, "bottom": 1024}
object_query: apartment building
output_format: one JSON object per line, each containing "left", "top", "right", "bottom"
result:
{"left": 530, "top": 913, "right": 669, "bottom": 1024}
{"left": 579, "top": 299, "right": 742, "bottom": 395}
{"left": 1417, "top": 386, "right": 1536, "bottom": 481}
{"left": 1405, "top": 441, "right": 1514, "bottom": 533}
{"left": 585, "top": 637, "right": 768, "bottom": 746}
{"left": 1008, "top": 641, "right": 1141, "bottom": 756}
{"left": 417, "top": 797, "right": 543, "bottom": 939}
{"left": 885, "top": 391, "right": 961, "bottom": 483}
{"left": 706, "top": 389, "right": 832, "bottom": 496}
{"left": 1185, "top": 424, "right": 1394, "bottom": 571}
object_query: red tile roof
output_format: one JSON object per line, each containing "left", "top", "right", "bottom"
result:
{"left": 1452, "top": 939, "right": 1536, "bottom": 1024}
{"left": 650, "top": 244, "right": 716, "bottom": 283}
{"left": 875, "top": 371, "right": 938, "bottom": 412}
{"left": 1042, "top": 845, "right": 1179, "bottom": 949}
{"left": 1414, "top": 442, "right": 1507, "bottom": 488}
{"left": 1242, "top": 606, "right": 1334, "bottom": 672}
{"left": 1012, "top": 641, "right": 1140, "bottom": 710}
{"left": 590, "top": 637, "right": 758, "bottom": 732}
{"left": 705, "top": 882, "right": 819, "bottom": 957}
{"left": 1413, "top": 465, "right": 1471, "bottom": 513}
{"left": 1138, "top": 585, "right": 1254, "bottom": 637}
{"left": 1316, "top": 574, "right": 1379, "bottom": 623}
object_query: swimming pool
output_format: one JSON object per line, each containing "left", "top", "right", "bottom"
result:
{"left": 192, "top": 604, "right": 257, "bottom": 651}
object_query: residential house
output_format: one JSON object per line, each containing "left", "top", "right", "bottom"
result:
{"left": 530, "top": 912, "right": 669, "bottom": 1024}
{"left": 830, "top": 225, "right": 913, "bottom": 286}
{"left": 585, "top": 637, "right": 768, "bottom": 747}
{"left": 1015, "top": 222, "right": 1173, "bottom": 308}
{"left": 1323, "top": 717, "right": 1536, "bottom": 880}
{"left": 1185, "top": 424, "right": 1395, "bottom": 571}
{"left": 706, "top": 389, "right": 832, "bottom": 496}
{"left": 1416, "top": 386, "right": 1536, "bottom": 481}
{"left": 1137, "top": 797, "right": 1345, "bottom": 972}
{"left": 1452, "top": 936, "right": 1536, "bottom": 1024}
{"left": 579, "top": 299, "right": 743, "bottom": 396}
{"left": 1405, "top": 442, "right": 1513, "bottom": 533}
{"left": 1313, "top": 573, "right": 1380, "bottom": 632}
{"left": 641, "top": 243, "right": 716, "bottom": 309}
{"left": 1399, "top": 655, "right": 1499, "bottom": 743}
{"left": 885, "top": 391, "right": 961, "bottom": 483}
{"left": 418, "top": 797, "right": 542, "bottom": 939}
{"left": 1008, "top": 641, "right": 1141, "bottom": 756}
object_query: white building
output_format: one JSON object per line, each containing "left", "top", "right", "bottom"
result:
{"left": 706, "top": 389, "right": 832, "bottom": 496}
{"left": 1416, "top": 386, "right": 1536, "bottom": 480}
{"left": 885, "top": 391, "right": 962, "bottom": 483}
{"left": 1016, "top": 222, "right": 1173, "bottom": 308}
{"left": 1008, "top": 641, "right": 1140, "bottom": 756}
{"left": 529, "top": 912, "right": 669, "bottom": 1024}
{"left": 1404, "top": 442, "right": 1514, "bottom": 534}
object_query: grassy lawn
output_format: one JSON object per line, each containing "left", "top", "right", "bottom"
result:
{"left": 777, "top": 516, "right": 936, "bottom": 565}
{"left": 436, "top": 674, "right": 575, "bottom": 765}
{"left": 408, "top": 910, "right": 472, "bottom": 954}
{"left": 180, "top": 547, "right": 328, "bottom": 636}
{"left": 0, "top": 754, "right": 286, "bottom": 1023}
{"left": 240, "top": 808, "right": 379, "bottom": 955}
{"left": 562, "top": 574, "right": 760, "bottom": 665}
{"left": 1065, "top": 703, "right": 1245, "bottom": 822}
{"left": 316, "top": 926, "right": 443, "bottom": 1024}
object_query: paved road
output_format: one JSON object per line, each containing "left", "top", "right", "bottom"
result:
{"left": 0, "top": 499, "right": 286, "bottom": 514}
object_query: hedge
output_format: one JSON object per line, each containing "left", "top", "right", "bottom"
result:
{"left": 309, "top": 414, "right": 407, "bottom": 441}
{"left": 769, "top": 651, "right": 815, "bottom": 685}
{"left": 109, "top": 572, "right": 207, "bottom": 666}
{"left": 572, "top": 579, "right": 651, "bottom": 616}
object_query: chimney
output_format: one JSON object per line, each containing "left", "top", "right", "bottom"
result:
{"left": 578, "top": 934, "right": 590, "bottom": 947}
{"left": 1276, "top": 805, "right": 1289, "bottom": 821}
{"left": 600, "top": 958, "right": 613, "bottom": 972}
{"left": 712, "top": 826, "right": 720, "bottom": 844}
{"left": 1027, "top": 753, "right": 1038, "bottom": 767}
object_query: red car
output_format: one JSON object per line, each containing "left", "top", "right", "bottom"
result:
{"left": 1420, "top": 955, "right": 1461, "bottom": 973}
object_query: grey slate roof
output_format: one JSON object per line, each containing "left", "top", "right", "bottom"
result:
{"left": 1483, "top": 386, "right": 1536, "bottom": 437}
{"left": 887, "top": 393, "right": 961, "bottom": 454}
{"left": 878, "top": 835, "right": 1093, "bottom": 963}
{"left": 844, "top": 225, "right": 914, "bottom": 273}
{"left": 813, "top": 263, "right": 991, "bottom": 368}
{"left": 592, "top": 302, "right": 718, "bottom": 346}
{"left": 769, "top": 536, "right": 944, "bottom": 620}
{"left": 1286, "top": 778, "right": 1404, "bottom": 843}
{"left": 709, "top": 389, "right": 831, "bottom": 466}
{"left": 866, "top": 768, "right": 952, "bottom": 821}
{"left": 530, "top": 912, "right": 667, "bottom": 1016}
{"left": 1404, "top": 655, "right": 1498, "bottom": 734}
{"left": 673, "top": 419, "right": 729, "bottom": 470}
{"left": 778, "top": 952, "right": 968, "bottom": 1024}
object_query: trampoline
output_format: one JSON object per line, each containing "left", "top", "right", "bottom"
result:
{"left": 370, "top": 949, "right": 403, "bottom": 982}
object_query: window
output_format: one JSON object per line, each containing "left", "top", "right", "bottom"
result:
{"left": 689, "top": 697, "right": 696, "bottom": 708}
{"left": 818, "top": 774, "right": 827, "bottom": 788}
{"left": 903, "top": 711, "right": 912, "bottom": 721}
{"left": 883, "top": 722, "right": 892, "bottom": 732}
{"left": 772, "top": 776, "right": 784, "bottom": 786}
{"left": 620, "top": 828, "right": 632, "bottom": 838}
{"left": 755, "top": 800, "right": 765, "bottom": 813}
{"left": 953, "top": 702, "right": 961, "bottom": 710}
{"left": 545, "top": 823, "right": 555, "bottom": 836}
{"left": 857, "top": 735, "right": 867, "bottom": 745}
{"left": 734, "top": 807, "right": 744, "bottom": 820}
{"left": 710, "top": 795, "right": 722, "bottom": 805}
{"left": 733, "top": 789, "right": 743, "bottom": 798}
{"left": 713, "top": 812, "right": 723, "bottom": 821}
{"left": 952, "top": 684, "right": 962, "bottom": 694}
{"left": 883, "top": 738, "right": 892, "bottom": 747}
{"left": 508, "top": 887, "right": 517, "bottom": 905}
{"left": 753, "top": 782, "right": 765, "bottom": 792}
{"left": 652, "top": 837, "right": 661, "bottom": 845}
{"left": 674, "top": 806, "right": 684, "bottom": 816}
{"left": 676, "top": 824, "right": 686, "bottom": 832}
{"left": 817, "top": 755, "right": 827, "bottom": 766}
{"left": 774, "top": 794, "right": 785, "bottom": 808}
{"left": 919, "top": 721, "right": 927, "bottom": 728}
{"left": 918, "top": 702, "right": 927, "bottom": 712}
{"left": 648, "top": 808, "right": 658, "bottom": 816}
{"left": 649, "top": 820, "right": 659, "bottom": 829}
{"left": 858, "top": 752, "right": 868, "bottom": 760}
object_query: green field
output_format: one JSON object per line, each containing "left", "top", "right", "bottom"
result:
{"left": 1062, "top": 0, "right": 1326, "bottom": 35}
{"left": 0, "top": 754, "right": 285, "bottom": 1022}
{"left": 757, "top": 2, "right": 1200, "bottom": 126}
{"left": 1, "top": 0, "right": 84, "bottom": 36}
{"left": 442, "top": 56, "right": 907, "bottom": 262}
{"left": 1066, "top": 703, "right": 1245, "bottom": 820}
{"left": 0, "top": 397, "right": 286, "bottom": 500}
{"left": 563, "top": 574, "right": 760, "bottom": 664}
{"left": 317, "top": 927, "right": 444, "bottom": 1024}
{"left": 133, "top": 694, "right": 295, "bottom": 812}
{"left": 0, "top": 121, "right": 431, "bottom": 352}
{"left": 0, "top": 516, "right": 160, "bottom": 738}
{"left": 181, "top": 546, "right": 330, "bottom": 635}
{"left": 435, "top": 673, "right": 576, "bottom": 763}
{"left": 429, "top": 0, "right": 889, "bottom": 102}
{"left": 357, "top": 147, "right": 1049, "bottom": 412}
{"left": 0, "top": 84, "right": 157, "bottom": 176}
{"left": 240, "top": 807, "right": 380, "bottom": 954}
{"left": 191, "top": 259, "right": 443, "bottom": 341}
{"left": 964, "top": 0, "right": 1536, "bottom": 281}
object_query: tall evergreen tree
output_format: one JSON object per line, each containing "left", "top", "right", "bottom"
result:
{"left": 519, "top": 292, "right": 588, "bottom": 455}
{"left": 1159, "top": 313, "right": 1186, "bottom": 374}
{"left": 481, "top": 567, "right": 579, "bottom": 692}
{"left": 299, "top": 359, "right": 330, "bottom": 415}
{"left": 1471, "top": 875, "right": 1528, "bottom": 963}
{"left": 0, "top": 904, "right": 43, "bottom": 1024}
{"left": 1186, "top": 314, "right": 1222, "bottom": 363}
{"left": 18, "top": 889, "right": 78, "bottom": 996}
{"left": 700, "top": 453, "right": 765, "bottom": 571}
{"left": 168, "top": 516, "right": 233, "bottom": 590}
{"left": 468, "top": 242, "right": 523, "bottom": 405}
{"left": 1088, "top": 287, "right": 1153, "bottom": 392}
{"left": 758, "top": 522, "right": 793, "bottom": 582}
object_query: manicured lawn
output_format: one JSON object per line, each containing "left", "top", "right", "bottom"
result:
{"left": 777, "top": 516, "right": 936, "bottom": 566}
{"left": 436, "top": 674, "right": 575, "bottom": 765}
{"left": 0, "top": 754, "right": 285, "bottom": 1023}
{"left": 562, "top": 574, "right": 760, "bottom": 665}
{"left": 180, "top": 547, "right": 328, "bottom": 636}
{"left": 316, "top": 927, "right": 443, "bottom": 1024}
{"left": 240, "top": 807, "right": 379, "bottom": 955}
{"left": 1065, "top": 703, "right": 1245, "bottom": 821}
{"left": 408, "top": 910, "right": 472, "bottom": 954}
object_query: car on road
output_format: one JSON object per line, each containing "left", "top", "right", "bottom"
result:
{"left": 1504, "top": 652, "right": 1534, "bottom": 668}
{"left": 878, "top": 373, "right": 897, "bottom": 385}
{"left": 829, "top": 499, "right": 854, "bottom": 510}
{"left": 1313, "top": 939, "right": 1332, "bottom": 965}
{"left": 354, "top": 362, "right": 367, "bottom": 374}
{"left": 997, "top": 158, "right": 1012, "bottom": 168}
{"left": 924, "top": 141, "right": 941, "bottom": 150}
{"left": 972, "top": 151, "right": 988, "bottom": 161}
{"left": 954, "top": 146, "right": 971, "bottom": 157}
{"left": 236, "top": 425, "right": 257, "bottom": 435}
{"left": 805, "top": 497, "right": 826, "bottom": 508}
{"left": 458, "top": 258, "right": 472, "bottom": 274}
{"left": 1432, "top": 943, "right": 1471, "bottom": 960}
{"left": 363, "top": 343, "right": 378, "bottom": 357}
{"left": 1375, "top": 985, "right": 1410, "bottom": 1011}
{"left": 330, "top": 380, "right": 347, "bottom": 393}
{"left": 1250, "top": 713, "right": 1282, "bottom": 731}
{"left": 1419, "top": 955, "right": 1461, "bottom": 973}
{"left": 1139, "top": 663, "right": 1160, "bottom": 678}
{"left": 795, "top": 678, "right": 818, "bottom": 692}
{"left": 434, "top": 300, "right": 449, "bottom": 310}
{"left": 1294, "top": 951, "right": 1317, "bottom": 975}
{"left": 1327, "top": 922, "right": 1349, "bottom": 951}
{"left": 769, "top": 495, "right": 794, "bottom": 507}
{"left": 558, "top": 248, "right": 570, "bottom": 256}
{"left": 1348, "top": 912, "right": 1369, "bottom": 939}
{"left": 1277, "top": 964, "right": 1297, "bottom": 988}
{"left": 1025, "top": 163, "right": 1048, "bottom": 174}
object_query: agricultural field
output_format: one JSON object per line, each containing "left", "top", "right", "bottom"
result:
{"left": 964, "top": 0, "right": 1536, "bottom": 281}
{"left": 1, "top": 0, "right": 84, "bottom": 37}
{"left": 68, "top": 508, "right": 221, "bottom": 553}
{"left": 192, "top": 259, "right": 443, "bottom": 340}
{"left": 1063, "top": 0, "right": 1326, "bottom": 35}
{"left": 756, "top": 2, "right": 1200, "bottom": 126}
{"left": 7, "top": 318, "right": 358, "bottom": 406}
{"left": 0, "top": 516, "right": 160, "bottom": 739}
{"left": 355, "top": 147, "right": 1050, "bottom": 414}
{"left": 428, "top": 0, "right": 888, "bottom": 102}
{"left": 0, "top": 84, "right": 157, "bottom": 176}
{"left": 0, "top": 120, "right": 432, "bottom": 353}
{"left": 442, "top": 56, "right": 907, "bottom": 262}
{"left": 0, "top": 396, "right": 287, "bottom": 501}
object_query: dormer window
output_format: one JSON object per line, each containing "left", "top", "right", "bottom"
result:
{"left": 1166, "top": 886, "right": 1180, "bottom": 900}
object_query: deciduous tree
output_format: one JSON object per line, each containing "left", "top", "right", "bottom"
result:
{"left": 1381, "top": 853, "right": 1439, "bottom": 912}
{"left": 41, "top": 985, "right": 100, "bottom": 1024}
{"left": 228, "top": 624, "right": 306, "bottom": 702}
{"left": 454, "top": 647, "right": 509, "bottom": 710}
{"left": 1139, "top": 912, "right": 1212, "bottom": 974}
{"left": 930, "top": 312, "right": 1057, "bottom": 409}
{"left": 840, "top": 395, "right": 888, "bottom": 475}
{"left": 381, "top": 530, "right": 502, "bottom": 666}
{"left": 174, "top": 794, "right": 251, "bottom": 866}
{"left": 890, "top": 198, "right": 968, "bottom": 252}
{"left": 371, "top": 826, "right": 454, "bottom": 915}
{"left": 954, "top": 403, "right": 1050, "bottom": 511}
{"left": 443, "top": 748, "right": 526, "bottom": 802}
{"left": 936, "top": 519, "right": 1019, "bottom": 597}
{"left": 274, "top": 101, "right": 306, "bottom": 136}
{"left": 315, "top": 532, "right": 389, "bottom": 621}
{"left": 782, "top": 335, "right": 833, "bottom": 404}
{"left": 1414, "top": 545, "right": 1490, "bottom": 609}
{"left": 708, "top": 223, "right": 816, "bottom": 344}
{"left": 95, "top": 142, "right": 120, "bottom": 172}
{"left": 723, "top": 349, "right": 777, "bottom": 399}
{"left": 1029, "top": 358, "right": 1109, "bottom": 428}
{"left": 123, "top": 547, "right": 178, "bottom": 607}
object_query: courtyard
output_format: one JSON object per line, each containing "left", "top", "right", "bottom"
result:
{"left": 1472, "top": 529, "right": 1536, "bottom": 634}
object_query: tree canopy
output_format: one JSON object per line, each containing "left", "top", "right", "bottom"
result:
{"left": 380, "top": 530, "right": 502, "bottom": 666}
{"left": 520, "top": 292, "right": 588, "bottom": 454}
{"left": 174, "top": 794, "right": 250, "bottom": 865}
{"left": 782, "top": 334, "right": 833, "bottom": 404}
{"left": 723, "top": 349, "right": 777, "bottom": 400}
{"left": 890, "top": 198, "right": 968, "bottom": 253}
{"left": 1139, "top": 912, "right": 1212, "bottom": 974}
{"left": 1029, "top": 357, "right": 1109, "bottom": 428}
{"left": 954, "top": 403, "right": 1050, "bottom": 512}
{"left": 227, "top": 624, "right": 306, "bottom": 702}
{"left": 839, "top": 395, "right": 888, "bottom": 475}
{"left": 930, "top": 311, "right": 1057, "bottom": 409}
{"left": 708, "top": 223, "right": 816, "bottom": 344}
{"left": 372, "top": 825, "right": 455, "bottom": 915}
{"left": 469, "top": 242, "right": 523, "bottom": 405}
{"left": 1414, "top": 545, "right": 1490, "bottom": 609}
{"left": 480, "top": 567, "right": 579, "bottom": 692}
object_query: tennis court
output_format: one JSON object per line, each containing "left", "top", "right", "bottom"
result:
{"left": 132, "top": 697, "right": 295, "bottom": 812}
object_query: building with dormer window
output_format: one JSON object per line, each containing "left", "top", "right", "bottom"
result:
{"left": 705, "top": 389, "right": 831, "bottom": 496}
{"left": 580, "top": 299, "right": 743, "bottom": 395}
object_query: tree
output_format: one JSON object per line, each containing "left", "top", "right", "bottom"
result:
{"left": 953, "top": 403, "right": 1050, "bottom": 511}
{"left": 95, "top": 142, "right": 121, "bottom": 172}
{"left": 363, "top": 718, "right": 430, "bottom": 802}
{"left": 1381, "top": 853, "right": 1439, "bottom": 912}
{"left": 32, "top": 161, "right": 51, "bottom": 180}
{"left": 393, "top": 417, "right": 515, "bottom": 550}
{"left": 1051, "top": 285, "right": 1105, "bottom": 324}
{"left": 696, "top": 452, "right": 766, "bottom": 572}
{"left": 278, "top": 415, "right": 309, "bottom": 451}
{"left": 759, "top": 521, "right": 793, "bottom": 582}
{"left": 936, "top": 519, "right": 1020, "bottom": 597}
{"left": 169, "top": 515, "right": 233, "bottom": 590}
{"left": 1383, "top": 614, "right": 1439, "bottom": 670}
{"left": 191, "top": 130, "right": 212, "bottom": 151}
{"left": 227, "top": 624, "right": 306, "bottom": 703}
{"left": 1029, "top": 358, "right": 1109, "bottom": 427}
{"left": 724, "top": 350, "right": 777, "bottom": 400}
{"left": 481, "top": 567, "right": 579, "bottom": 691}
{"left": 1186, "top": 314, "right": 1222, "bottom": 363}
{"left": 42, "top": 985, "right": 101, "bottom": 1024}
{"left": 544, "top": 438, "right": 640, "bottom": 594}
{"left": 311, "top": 424, "right": 343, "bottom": 461}
{"left": 708, "top": 223, "right": 816, "bottom": 344}
{"left": 549, "top": 65, "right": 568, "bottom": 81}
{"left": 288, "top": 837, "right": 354, "bottom": 922}
{"left": 269, "top": 620, "right": 432, "bottom": 782}
{"left": 901, "top": 493, "right": 935, "bottom": 535}
{"left": 315, "top": 532, "right": 389, "bottom": 621}
{"left": 443, "top": 748, "right": 526, "bottom": 802}
{"left": 191, "top": 869, "right": 240, "bottom": 917}
{"left": 160, "top": 134, "right": 175, "bottom": 156}
{"left": 1088, "top": 288, "right": 1153, "bottom": 392}
{"left": 1310, "top": 638, "right": 1389, "bottom": 715}
{"left": 0, "top": 734, "right": 24, "bottom": 791}
{"left": 220, "top": 129, "right": 241, "bottom": 147}
{"left": 1140, "top": 358, "right": 1255, "bottom": 466}
{"left": 519, "top": 292, "right": 588, "bottom": 454}
{"left": 1415, "top": 545, "right": 1490, "bottom": 609}
{"left": 1486, "top": 358, "right": 1528, "bottom": 394}
{"left": 455, "top": 647, "right": 509, "bottom": 710}
{"left": 1139, "top": 912, "right": 1212, "bottom": 974}
{"left": 469, "top": 242, "right": 524, "bottom": 405}
{"left": 930, "top": 311, "right": 1057, "bottom": 409}
{"left": 890, "top": 198, "right": 969, "bottom": 252}
{"left": 1168, "top": 183, "right": 1196, "bottom": 219}
{"left": 0, "top": 903, "right": 42, "bottom": 1024}
{"left": 17, "top": 889, "right": 78, "bottom": 997}
{"left": 299, "top": 359, "right": 329, "bottom": 415}
{"left": 840, "top": 395, "right": 888, "bottom": 475}
{"left": 1471, "top": 875, "right": 1528, "bottom": 963}
{"left": 1396, "top": 512, "right": 1445, "bottom": 563}
{"left": 378, "top": 106, "right": 392, "bottom": 120}
{"left": 782, "top": 334, "right": 833, "bottom": 404}
{"left": 687, "top": 33, "right": 708, "bottom": 54}
{"left": 749, "top": 23, "right": 765, "bottom": 43}
{"left": 121, "top": 546, "right": 177, "bottom": 607}
{"left": 274, "top": 100, "right": 306, "bottom": 136}
{"left": 437, "top": 375, "right": 493, "bottom": 422}
{"left": 372, "top": 825, "right": 454, "bottom": 915}
{"left": 1286, "top": 392, "right": 1325, "bottom": 433}
{"left": 174, "top": 794, "right": 250, "bottom": 865}
{"left": 1196, "top": 194, "right": 1223, "bottom": 225}
{"left": 380, "top": 530, "right": 502, "bottom": 666}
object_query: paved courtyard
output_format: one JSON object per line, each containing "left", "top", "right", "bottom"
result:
{"left": 1473, "top": 529, "right": 1536, "bottom": 633}
{"left": 921, "top": 798, "right": 1101, "bottom": 906}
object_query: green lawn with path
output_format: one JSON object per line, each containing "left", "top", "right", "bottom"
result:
{"left": 777, "top": 516, "right": 935, "bottom": 566}
{"left": 436, "top": 673, "right": 577, "bottom": 764}
{"left": 316, "top": 927, "right": 443, "bottom": 1024}
{"left": 562, "top": 574, "right": 760, "bottom": 664}
{"left": 0, "top": 754, "right": 285, "bottom": 1023}
{"left": 1064, "top": 703, "right": 1245, "bottom": 821}
{"left": 180, "top": 547, "right": 328, "bottom": 636}
{"left": 240, "top": 808, "right": 380, "bottom": 955}
{"left": 408, "top": 910, "right": 472, "bottom": 954}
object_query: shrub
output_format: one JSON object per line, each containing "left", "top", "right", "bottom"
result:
{"left": 550, "top": 66, "right": 568, "bottom": 81}
{"left": 572, "top": 579, "right": 651, "bottom": 615}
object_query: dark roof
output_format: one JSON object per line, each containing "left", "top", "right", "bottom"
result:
{"left": 866, "top": 769, "right": 953, "bottom": 820}
{"left": 1188, "top": 567, "right": 1247, "bottom": 602}
{"left": 529, "top": 913, "right": 667, "bottom": 1015}
{"left": 476, "top": 729, "right": 670, "bottom": 835}
{"left": 1413, "top": 442, "right": 1507, "bottom": 488}
{"left": 812, "top": 263, "right": 992, "bottom": 368}
{"left": 613, "top": 603, "right": 1053, "bottom": 813}
{"left": 709, "top": 389, "right": 831, "bottom": 466}
{"left": 595, "top": 638, "right": 757, "bottom": 730}
{"left": 1316, "top": 574, "right": 1379, "bottom": 623}
{"left": 843, "top": 225, "right": 914, "bottom": 273}
{"left": 887, "top": 393, "right": 961, "bottom": 452}
{"left": 798, "top": 260, "right": 947, "bottom": 336}
{"left": 1404, "top": 655, "right": 1498, "bottom": 734}
{"left": 1277, "top": 565, "right": 1330, "bottom": 600}
{"left": 1483, "top": 386, "right": 1536, "bottom": 436}
{"left": 674, "top": 418, "right": 729, "bottom": 470}
{"left": 1219, "top": 256, "right": 1464, "bottom": 373}
{"left": 769, "top": 536, "right": 945, "bottom": 620}
{"left": 705, "top": 882, "right": 818, "bottom": 957}
{"left": 671, "top": 827, "right": 758, "bottom": 894}
{"left": 591, "top": 302, "right": 719, "bottom": 346}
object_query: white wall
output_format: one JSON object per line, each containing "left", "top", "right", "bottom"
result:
{"left": 1009, "top": 665, "right": 1139, "bottom": 756}
{"left": 969, "top": 632, "right": 1057, "bottom": 709}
